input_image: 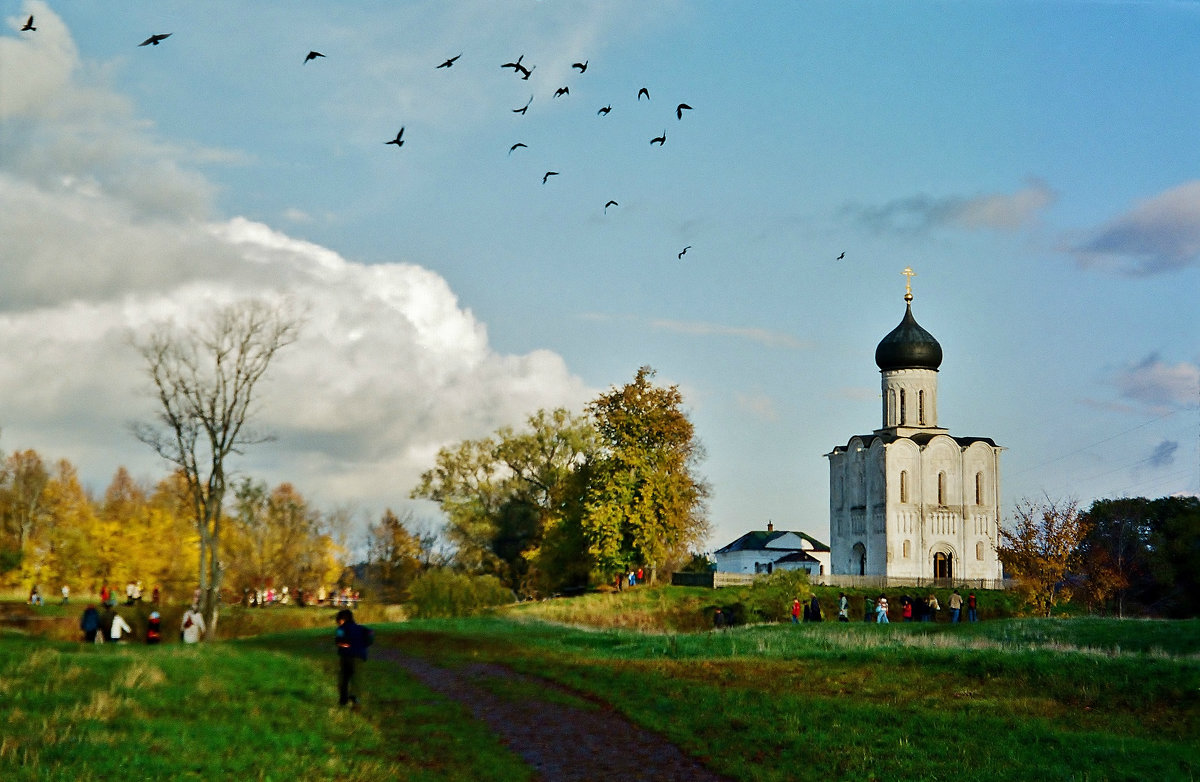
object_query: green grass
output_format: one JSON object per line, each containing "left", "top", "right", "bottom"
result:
{"left": 2, "top": 588, "right": 1198, "bottom": 781}
{"left": 0, "top": 629, "right": 530, "bottom": 781}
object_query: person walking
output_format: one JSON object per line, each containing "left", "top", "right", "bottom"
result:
{"left": 876, "top": 595, "right": 889, "bottom": 623}
{"left": 949, "top": 589, "right": 963, "bottom": 623}
{"left": 61, "top": 584, "right": 70, "bottom": 606}
{"left": 838, "top": 592, "right": 850, "bottom": 622}
{"left": 180, "top": 605, "right": 206, "bottom": 643}
{"left": 809, "top": 595, "right": 823, "bottom": 622}
{"left": 146, "top": 611, "right": 163, "bottom": 644}
{"left": 109, "top": 610, "right": 133, "bottom": 643}
{"left": 967, "top": 592, "right": 978, "bottom": 622}
{"left": 791, "top": 598, "right": 802, "bottom": 624}
{"left": 335, "top": 609, "right": 371, "bottom": 707}
{"left": 863, "top": 595, "right": 875, "bottom": 623}
{"left": 80, "top": 604, "right": 101, "bottom": 643}
{"left": 925, "top": 593, "right": 940, "bottom": 622}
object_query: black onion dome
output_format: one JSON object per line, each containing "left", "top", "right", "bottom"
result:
{"left": 875, "top": 303, "right": 942, "bottom": 371}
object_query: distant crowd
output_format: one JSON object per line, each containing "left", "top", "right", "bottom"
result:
{"left": 22, "top": 579, "right": 364, "bottom": 646}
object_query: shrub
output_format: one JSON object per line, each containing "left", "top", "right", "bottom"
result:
{"left": 408, "top": 570, "right": 514, "bottom": 618}
{"left": 738, "top": 570, "right": 812, "bottom": 623}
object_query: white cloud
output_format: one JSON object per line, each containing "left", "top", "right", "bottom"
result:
{"left": 1111, "top": 354, "right": 1200, "bottom": 409}
{"left": 0, "top": 4, "right": 592, "bottom": 514}
{"left": 842, "top": 180, "right": 1055, "bottom": 235}
{"left": 734, "top": 392, "right": 779, "bottom": 422}
{"left": 1070, "top": 180, "right": 1200, "bottom": 275}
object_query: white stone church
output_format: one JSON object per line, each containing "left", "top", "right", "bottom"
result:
{"left": 826, "top": 271, "right": 1004, "bottom": 583}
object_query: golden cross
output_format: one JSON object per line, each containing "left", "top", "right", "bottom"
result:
{"left": 902, "top": 266, "right": 916, "bottom": 299}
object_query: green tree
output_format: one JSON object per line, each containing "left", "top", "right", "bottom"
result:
{"left": 582, "top": 366, "right": 710, "bottom": 584}
{"left": 412, "top": 408, "right": 597, "bottom": 596}
{"left": 998, "top": 496, "right": 1089, "bottom": 616}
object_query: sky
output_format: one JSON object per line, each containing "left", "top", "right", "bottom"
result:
{"left": 1, "top": 0, "right": 1198, "bottom": 554}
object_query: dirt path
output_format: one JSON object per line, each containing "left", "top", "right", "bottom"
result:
{"left": 373, "top": 647, "right": 730, "bottom": 782}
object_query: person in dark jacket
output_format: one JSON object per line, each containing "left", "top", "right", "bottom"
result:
{"left": 335, "top": 609, "right": 361, "bottom": 707}
{"left": 80, "top": 604, "right": 101, "bottom": 643}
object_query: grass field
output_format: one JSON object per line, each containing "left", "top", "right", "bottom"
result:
{"left": 2, "top": 588, "right": 1197, "bottom": 781}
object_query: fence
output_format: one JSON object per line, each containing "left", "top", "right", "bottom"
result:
{"left": 671, "top": 571, "right": 1011, "bottom": 591}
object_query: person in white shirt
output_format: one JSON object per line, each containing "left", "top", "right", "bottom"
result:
{"left": 180, "top": 605, "right": 207, "bottom": 643}
{"left": 109, "top": 611, "right": 133, "bottom": 642}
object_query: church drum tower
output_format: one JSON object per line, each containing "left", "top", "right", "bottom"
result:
{"left": 826, "top": 270, "right": 1003, "bottom": 584}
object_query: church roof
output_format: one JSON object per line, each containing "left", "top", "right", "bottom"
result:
{"left": 875, "top": 301, "right": 942, "bottom": 371}
{"left": 828, "top": 433, "right": 1000, "bottom": 455}
{"left": 714, "top": 529, "right": 830, "bottom": 554}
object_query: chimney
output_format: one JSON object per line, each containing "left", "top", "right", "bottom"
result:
{"left": 766, "top": 520, "right": 774, "bottom": 533}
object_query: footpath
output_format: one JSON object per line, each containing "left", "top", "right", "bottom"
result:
{"left": 372, "top": 646, "right": 730, "bottom": 782}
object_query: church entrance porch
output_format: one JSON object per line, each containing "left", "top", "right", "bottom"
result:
{"left": 933, "top": 551, "right": 954, "bottom": 580}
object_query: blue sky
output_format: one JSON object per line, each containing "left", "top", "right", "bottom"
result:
{"left": 1, "top": 0, "right": 1197, "bottom": 552}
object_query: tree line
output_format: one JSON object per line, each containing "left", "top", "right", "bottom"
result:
{"left": 0, "top": 454, "right": 349, "bottom": 604}
{"left": 998, "top": 494, "right": 1200, "bottom": 618}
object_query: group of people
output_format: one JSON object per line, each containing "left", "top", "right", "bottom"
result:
{"left": 240, "top": 584, "right": 362, "bottom": 608}
{"left": 791, "top": 593, "right": 852, "bottom": 623}
{"left": 615, "top": 568, "right": 646, "bottom": 590}
{"left": 862, "top": 589, "right": 978, "bottom": 623}
{"left": 78, "top": 603, "right": 207, "bottom": 644}
{"left": 783, "top": 590, "right": 982, "bottom": 624}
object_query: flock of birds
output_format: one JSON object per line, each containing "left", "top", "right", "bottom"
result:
{"left": 371, "top": 47, "right": 702, "bottom": 259}
{"left": 14, "top": 15, "right": 848, "bottom": 264}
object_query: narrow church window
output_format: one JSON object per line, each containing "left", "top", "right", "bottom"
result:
{"left": 918, "top": 390, "right": 925, "bottom": 425}
{"left": 899, "top": 389, "right": 907, "bottom": 424}
{"left": 976, "top": 541, "right": 984, "bottom": 561}
{"left": 937, "top": 472, "right": 946, "bottom": 505}
{"left": 900, "top": 470, "right": 908, "bottom": 503}
{"left": 903, "top": 539, "right": 911, "bottom": 559}
{"left": 975, "top": 472, "right": 984, "bottom": 505}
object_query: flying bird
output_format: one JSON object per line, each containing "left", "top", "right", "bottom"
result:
{"left": 21, "top": 15, "right": 35, "bottom": 31}
{"left": 513, "top": 94, "right": 533, "bottom": 114}
{"left": 650, "top": 131, "right": 666, "bottom": 146}
{"left": 554, "top": 86, "right": 569, "bottom": 98}
{"left": 572, "top": 60, "right": 588, "bottom": 73}
{"left": 836, "top": 251, "right": 845, "bottom": 261}
{"left": 139, "top": 33, "right": 172, "bottom": 46}
{"left": 604, "top": 200, "right": 618, "bottom": 212}
{"left": 509, "top": 142, "right": 527, "bottom": 155}
{"left": 678, "top": 246, "right": 691, "bottom": 260}
{"left": 385, "top": 127, "right": 405, "bottom": 147}
{"left": 501, "top": 55, "right": 524, "bottom": 72}
{"left": 637, "top": 87, "right": 650, "bottom": 101}
{"left": 542, "top": 171, "right": 558, "bottom": 184}
{"left": 436, "top": 53, "right": 461, "bottom": 69}
{"left": 597, "top": 105, "right": 612, "bottom": 116}
{"left": 304, "top": 51, "right": 324, "bottom": 64}
{"left": 518, "top": 63, "right": 534, "bottom": 80}
{"left": 676, "top": 103, "right": 693, "bottom": 120}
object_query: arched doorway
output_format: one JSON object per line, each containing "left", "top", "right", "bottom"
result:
{"left": 852, "top": 542, "right": 866, "bottom": 576}
{"left": 933, "top": 551, "right": 954, "bottom": 580}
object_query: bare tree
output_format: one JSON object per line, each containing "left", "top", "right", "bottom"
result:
{"left": 132, "top": 298, "right": 301, "bottom": 637}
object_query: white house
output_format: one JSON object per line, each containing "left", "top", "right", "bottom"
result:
{"left": 713, "top": 522, "right": 831, "bottom": 576}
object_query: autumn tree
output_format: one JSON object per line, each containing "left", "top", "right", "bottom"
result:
{"left": 365, "top": 508, "right": 427, "bottom": 602}
{"left": 0, "top": 449, "right": 50, "bottom": 581}
{"left": 132, "top": 298, "right": 301, "bottom": 636}
{"left": 38, "top": 460, "right": 99, "bottom": 590}
{"left": 997, "top": 496, "right": 1090, "bottom": 617}
{"left": 582, "top": 366, "right": 710, "bottom": 584}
